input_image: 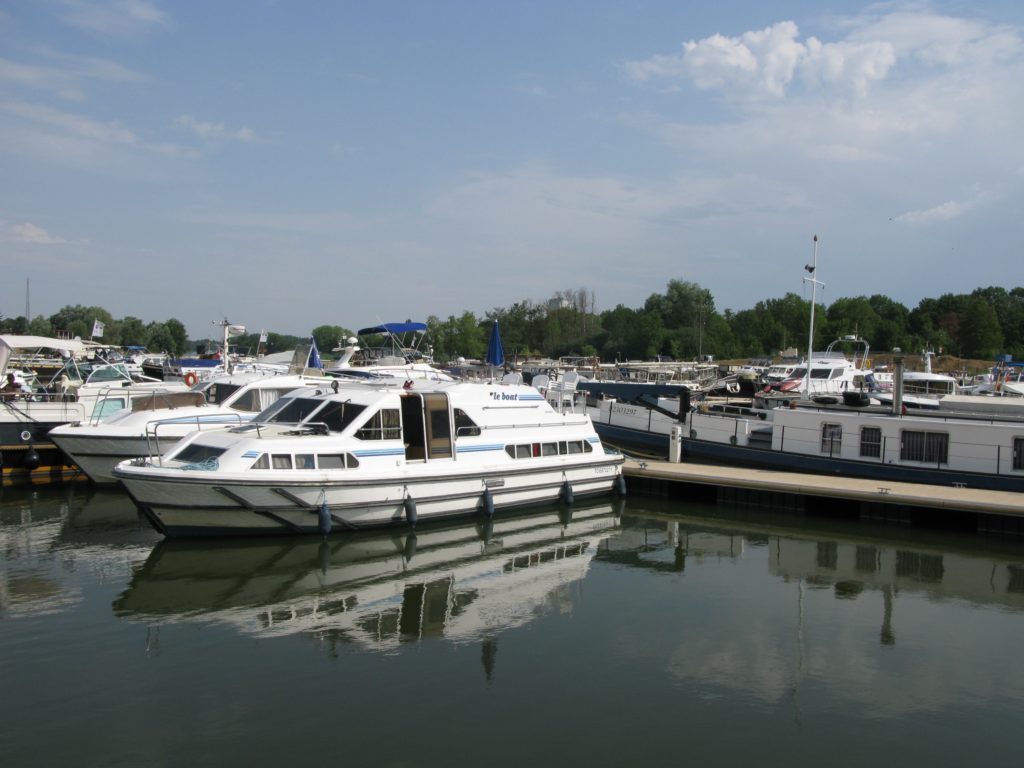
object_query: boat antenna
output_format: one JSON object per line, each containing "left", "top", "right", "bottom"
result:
{"left": 803, "top": 235, "right": 824, "bottom": 397}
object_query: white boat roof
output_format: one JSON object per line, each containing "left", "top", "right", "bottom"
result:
{"left": 1, "top": 334, "right": 85, "bottom": 373}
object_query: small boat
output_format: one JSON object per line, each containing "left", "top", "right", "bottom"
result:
{"left": 114, "top": 377, "right": 626, "bottom": 537}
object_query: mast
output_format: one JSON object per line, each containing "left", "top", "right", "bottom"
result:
{"left": 803, "top": 235, "right": 824, "bottom": 397}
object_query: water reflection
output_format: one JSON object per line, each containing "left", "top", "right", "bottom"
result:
{"left": 0, "top": 486, "right": 155, "bottom": 618}
{"left": 114, "top": 500, "right": 624, "bottom": 653}
{"left": 604, "top": 505, "right": 1024, "bottom": 716}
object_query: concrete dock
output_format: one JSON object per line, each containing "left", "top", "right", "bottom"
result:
{"left": 623, "top": 459, "right": 1024, "bottom": 532}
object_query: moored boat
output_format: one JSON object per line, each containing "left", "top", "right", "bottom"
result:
{"left": 114, "top": 377, "right": 626, "bottom": 537}
{"left": 50, "top": 370, "right": 334, "bottom": 486}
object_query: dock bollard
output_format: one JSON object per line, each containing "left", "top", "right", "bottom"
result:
{"left": 670, "top": 425, "right": 683, "bottom": 463}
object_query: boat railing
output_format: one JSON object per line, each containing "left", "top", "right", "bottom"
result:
{"left": 145, "top": 412, "right": 248, "bottom": 464}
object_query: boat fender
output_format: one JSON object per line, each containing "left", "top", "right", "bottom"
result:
{"left": 561, "top": 480, "right": 574, "bottom": 505}
{"left": 614, "top": 475, "right": 627, "bottom": 497}
{"left": 317, "top": 500, "right": 332, "bottom": 536}
{"left": 690, "top": 429, "right": 697, "bottom": 439}
{"left": 183, "top": 371, "right": 198, "bottom": 387}
{"left": 404, "top": 496, "right": 418, "bottom": 527}
{"left": 558, "top": 506, "right": 573, "bottom": 526}
{"left": 481, "top": 487, "right": 494, "bottom": 518}
{"left": 403, "top": 533, "right": 417, "bottom": 562}
{"left": 23, "top": 445, "right": 40, "bottom": 471}
{"left": 729, "top": 435, "right": 737, "bottom": 445}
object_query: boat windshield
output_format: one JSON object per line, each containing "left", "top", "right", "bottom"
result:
{"left": 255, "top": 396, "right": 367, "bottom": 432}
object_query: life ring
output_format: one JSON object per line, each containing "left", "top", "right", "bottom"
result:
{"left": 183, "top": 371, "right": 198, "bottom": 387}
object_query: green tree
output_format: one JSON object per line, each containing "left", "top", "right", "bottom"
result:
{"left": 960, "top": 297, "right": 1003, "bottom": 358}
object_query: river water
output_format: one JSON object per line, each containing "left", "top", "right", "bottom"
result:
{"left": 3, "top": 484, "right": 1024, "bottom": 767}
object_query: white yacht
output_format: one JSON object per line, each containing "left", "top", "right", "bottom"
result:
{"left": 2, "top": 334, "right": 186, "bottom": 483}
{"left": 50, "top": 371, "right": 332, "bottom": 485}
{"left": 113, "top": 377, "right": 625, "bottom": 537}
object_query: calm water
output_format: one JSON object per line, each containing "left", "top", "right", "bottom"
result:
{"left": 3, "top": 484, "right": 1024, "bottom": 767}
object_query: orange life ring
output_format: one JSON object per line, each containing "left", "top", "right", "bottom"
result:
{"left": 183, "top": 371, "right": 198, "bottom": 386}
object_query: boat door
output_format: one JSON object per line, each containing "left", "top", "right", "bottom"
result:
{"left": 401, "top": 392, "right": 453, "bottom": 461}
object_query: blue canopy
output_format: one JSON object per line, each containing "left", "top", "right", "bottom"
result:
{"left": 357, "top": 322, "right": 428, "bottom": 335}
{"left": 485, "top": 320, "right": 504, "bottom": 368}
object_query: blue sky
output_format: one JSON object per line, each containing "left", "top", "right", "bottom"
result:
{"left": 2, "top": 1, "right": 1022, "bottom": 339}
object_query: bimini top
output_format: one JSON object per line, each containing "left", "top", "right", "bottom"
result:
{"left": 357, "top": 322, "right": 428, "bottom": 335}
{"left": 1, "top": 334, "right": 85, "bottom": 374}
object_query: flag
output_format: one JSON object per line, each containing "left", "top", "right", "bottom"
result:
{"left": 91, "top": 320, "right": 105, "bottom": 338}
{"left": 226, "top": 324, "right": 246, "bottom": 338}
{"left": 308, "top": 336, "right": 322, "bottom": 369}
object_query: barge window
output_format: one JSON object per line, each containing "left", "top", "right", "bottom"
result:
{"left": 272, "top": 454, "right": 293, "bottom": 469}
{"left": 1013, "top": 438, "right": 1024, "bottom": 471}
{"left": 296, "top": 453, "right": 315, "bottom": 469}
{"left": 900, "top": 430, "right": 948, "bottom": 464}
{"left": 860, "top": 427, "right": 882, "bottom": 458}
{"left": 820, "top": 423, "right": 842, "bottom": 454}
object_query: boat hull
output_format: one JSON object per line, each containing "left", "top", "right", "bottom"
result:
{"left": 117, "top": 459, "right": 625, "bottom": 537}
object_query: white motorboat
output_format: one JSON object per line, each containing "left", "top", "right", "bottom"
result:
{"left": 2, "top": 334, "right": 187, "bottom": 483}
{"left": 50, "top": 371, "right": 333, "bottom": 486}
{"left": 114, "top": 377, "right": 626, "bottom": 537}
{"left": 328, "top": 322, "right": 455, "bottom": 381}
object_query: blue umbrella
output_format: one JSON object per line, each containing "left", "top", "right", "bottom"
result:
{"left": 485, "top": 320, "right": 505, "bottom": 369}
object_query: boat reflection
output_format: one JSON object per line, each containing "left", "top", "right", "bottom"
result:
{"left": 114, "top": 500, "right": 624, "bottom": 649}
{"left": 611, "top": 507, "right": 1024, "bottom": 612}
{"left": 1, "top": 486, "right": 156, "bottom": 619}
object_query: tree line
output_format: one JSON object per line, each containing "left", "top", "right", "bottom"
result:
{"left": 3, "top": 282, "right": 1021, "bottom": 365}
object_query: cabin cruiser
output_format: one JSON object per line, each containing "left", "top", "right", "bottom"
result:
{"left": 763, "top": 335, "right": 874, "bottom": 401}
{"left": 50, "top": 371, "right": 333, "bottom": 486}
{"left": 114, "top": 377, "right": 625, "bottom": 537}
{"left": 328, "top": 322, "right": 455, "bottom": 381}
{"left": 2, "top": 334, "right": 186, "bottom": 483}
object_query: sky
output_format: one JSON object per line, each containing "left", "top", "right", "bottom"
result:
{"left": 2, "top": 1, "right": 1022, "bottom": 340}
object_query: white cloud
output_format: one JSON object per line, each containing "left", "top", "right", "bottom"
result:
{"left": 624, "top": 21, "right": 896, "bottom": 99}
{"left": 8, "top": 222, "right": 67, "bottom": 244}
{"left": 893, "top": 197, "right": 981, "bottom": 224}
{"left": 57, "top": 0, "right": 169, "bottom": 38}
{"left": 176, "top": 115, "right": 257, "bottom": 143}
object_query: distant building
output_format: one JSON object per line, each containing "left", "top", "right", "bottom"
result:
{"left": 546, "top": 297, "right": 574, "bottom": 312}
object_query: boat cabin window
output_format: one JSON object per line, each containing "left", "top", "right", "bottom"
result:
{"left": 900, "top": 430, "right": 949, "bottom": 464}
{"left": 206, "top": 383, "right": 242, "bottom": 405}
{"left": 1013, "top": 438, "right": 1024, "bottom": 471}
{"left": 454, "top": 408, "right": 480, "bottom": 437}
{"left": 316, "top": 400, "right": 367, "bottom": 432}
{"left": 356, "top": 409, "right": 401, "bottom": 440}
{"left": 504, "top": 440, "right": 592, "bottom": 459}
{"left": 820, "top": 423, "right": 842, "bottom": 454}
{"left": 258, "top": 396, "right": 366, "bottom": 432}
{"left": 259, "top": 396, "right": 324, "bottom": 424}
{"left": 250, "top": 452, "right": 359, "bottom": 469}
{"left": 860, "top": 427, "right": 882, "bottom": 458}
{"left": 94, "top": 396, "right": 129, "bottom": 420}
{"left": 174, "top": 443, "right": 227, "bottom": 464}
